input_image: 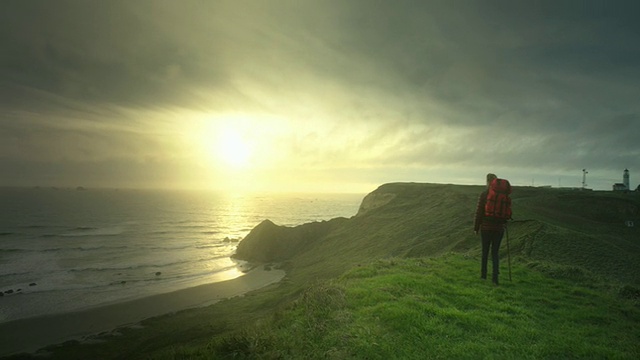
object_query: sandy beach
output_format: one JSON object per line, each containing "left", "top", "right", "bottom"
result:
{"left": 0, "top": 267, "right": 285, "bottom": 357}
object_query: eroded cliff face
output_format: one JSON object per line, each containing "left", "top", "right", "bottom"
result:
{"left": 233, "top": 217, "right": 348, "bottom": 263}
{"left": 231, "top": 182, "right": 474, "bottom": 266}
{"left": 232, "top": 182, "right": 476, "bottom": 266}
{"left": 356, "top": 192, "right": 396, "bottom": 217}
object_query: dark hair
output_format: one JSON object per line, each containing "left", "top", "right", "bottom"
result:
{"left": 486, "top": 173, "right": 497, "bottom": 185}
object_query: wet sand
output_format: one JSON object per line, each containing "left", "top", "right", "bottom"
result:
{"left": 0, "top": 267, "right": 285, "bottom": 357}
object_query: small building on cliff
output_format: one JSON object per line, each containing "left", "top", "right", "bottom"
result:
{"left": 613, "top": 183, "right": 627, "bottom": 191}
{"left": 613, "top": 169, "right": 632, "bottom": 192}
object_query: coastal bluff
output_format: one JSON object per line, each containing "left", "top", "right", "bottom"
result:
{"left": 234, "top": 182, "right": 640, "bottom": 285}
{"left": 233, "top": 217, "right": 348, "bottom": 263}
{"left": 234, "top": 185, "right": 405, "bottom": 263}
{"left": 234, "top": 183, "right": 485, "bottom": 279}
{"left": 9, "top": 182, "right": 639, "bottom": 359}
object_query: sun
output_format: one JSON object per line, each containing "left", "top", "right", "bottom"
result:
{"left": 193, "top": 117, "right": 258, "bottom": 173}
{"left": 218, "top": 129, "right": 252, "bottom": 168}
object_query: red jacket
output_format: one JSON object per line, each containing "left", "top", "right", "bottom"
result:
{"left": 474, "top": 190, "right": 506, "bottom": 232}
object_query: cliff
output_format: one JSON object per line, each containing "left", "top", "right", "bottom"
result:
{"left": 25, "top": 182, "right": 640, "bottom": 359}
{"left": 234, "top": 217, "right": 348, "bottom": 262}
{"left": 234, "top": 183, "right": 640, "bottom": 285}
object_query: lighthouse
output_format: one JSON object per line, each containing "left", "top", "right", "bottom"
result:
{"left": 623, "top": 169, "right": 630, "bottom": 190}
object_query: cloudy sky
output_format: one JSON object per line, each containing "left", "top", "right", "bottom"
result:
{"left": 2, "top": 1, "right": 639, "bottom": 193}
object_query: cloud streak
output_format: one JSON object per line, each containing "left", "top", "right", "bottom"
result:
{"left": 1, "top": 1, "right": 639, "bottom": 191}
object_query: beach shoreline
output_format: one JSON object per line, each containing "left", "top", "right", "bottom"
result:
{"left": 0, "top": 266, "right": 285, "bottom": 357}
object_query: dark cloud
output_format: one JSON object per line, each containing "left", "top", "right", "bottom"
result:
{"left": 1, "top": 0, "right": 639, "bottom": 190}
{"left": 1, "top": 1, "right": 230, "bottom": 110}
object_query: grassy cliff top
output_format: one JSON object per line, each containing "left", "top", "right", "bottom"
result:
{"left": 14, "top": 183, "right": 640, "bottom": 359}
{"left": 237, "top": 182, "right": 640, "bottom": 285}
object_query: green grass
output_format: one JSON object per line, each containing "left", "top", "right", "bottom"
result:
{"left": 7, "top": 183, "right": 640, "bottom": 359}
{"left": 207, "top": 254, "right": 640, "bottom": 359}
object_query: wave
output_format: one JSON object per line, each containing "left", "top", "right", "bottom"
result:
{"left": 119, "top": 265, "right": 240, "bottom": 291}
{"left": 133, "top": 243, "right": 227, "bottom": 251}
{"left": 0, "top": 270, "right": 32, "bottom": 278}
{"left": 140, "top": 226, "right": 220, "bottom": 234}
{"left": 39, "top": 232, "right": 123, "bottom": 238}
{"left": 4, "top": 262, "right": 240, "bottom": 294}
{"left": 135, "top": 242, "right": 229, "bottom": 251}
{"left": 73, "top": 226, "right": 99, "bottom": 231}
{"left": 150, "top": 229, "right": 217, "bottom": 235}
{"left": 60, "top": 230, "right": 123, "bottom": 237}
{"left": 44, "top": 245, "right": 131, "bottom": 253}
{"left": 139, "top": 264, "right": 239, "bottom": 283}
{"left": 67, "top": 254, "right": 229, "bottom": 273}
{"left": 0, "top": 242, "right": 229, "bottom": 255}
{"left": 29, "top": 225, "right": 126, "bottom": 238}
{"left": 195, "top": 244, "right": 226, "bottom": 249}
{"left": 0, "top": 232, "right": 15, "bottom": 236}
{"left": 66, "top": 245, "right": 132, "bottom": 252}
{"left": 0, "top": 248, "right": 28, "bottom": 253}
{"left": 21, "top": 223, "right": 233, "bottom": 242}
{"left": 0, "top": 245, "right": 132, "bottom": 254}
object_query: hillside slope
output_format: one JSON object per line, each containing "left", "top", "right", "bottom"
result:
{"left": 236, "top": 183, "right": 640, "bottom": 285}
{"left": 508, "top": 187, "right": 640, "bottom": 285}
{"left": 14, "top": 183, "right": 639, "bottom": 359}
{"left": 236, "top": 183, "right": 480, "bottom": 282}
{"left": 209, "top": 254, "right": 640, "bottom": 359}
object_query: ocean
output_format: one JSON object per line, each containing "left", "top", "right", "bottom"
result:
{"left": 0, "top": 188, "right": 363, "bottom": 323}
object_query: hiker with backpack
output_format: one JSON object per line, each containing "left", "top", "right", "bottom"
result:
{"left": 474, "top": 173, "right": 512, "bottom": 286}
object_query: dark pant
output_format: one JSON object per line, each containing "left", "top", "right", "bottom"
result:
{"left": 481, "top": 230, "right": 504, "bottom": 284}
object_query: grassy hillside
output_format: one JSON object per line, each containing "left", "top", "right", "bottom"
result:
{"left": 237, "top": 183, "right": 640, "bottom": 286}
{"left": 236, "top": 183, "right": 483, "bottom": 283}
{"left": 208, "top": 254, "right": 640, "bottom": 359}
{"left": 8, "top": 183, "right": 640, "bottom": 359}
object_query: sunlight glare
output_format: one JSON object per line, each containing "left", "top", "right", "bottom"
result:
{"left": 218, "top": 128, "right": 252, "bottom": 168}
{"left": 190, "top": 113, "right": 306, "bottom": 191}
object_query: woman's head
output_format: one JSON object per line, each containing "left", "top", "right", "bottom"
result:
{"left": 486, "top": 173, "right": 497, "bottom": 186}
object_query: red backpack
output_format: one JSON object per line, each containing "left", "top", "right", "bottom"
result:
{"left": 485, "top": 178, "right": 512, "bottom": 221}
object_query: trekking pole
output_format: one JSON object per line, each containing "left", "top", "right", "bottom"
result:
{"left": 506, "top": 224, "right": 512, "bottom": 282}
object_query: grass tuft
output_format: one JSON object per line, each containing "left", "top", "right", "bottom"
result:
{"left": 618, "top": 284, "right": 640, "bottom": 302}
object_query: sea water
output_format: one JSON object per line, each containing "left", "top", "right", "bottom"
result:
{"left": 0, "top": 188, "right": 363, "bottom": 322}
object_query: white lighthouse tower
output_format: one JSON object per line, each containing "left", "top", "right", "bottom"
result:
{"left": 623, "top": 169, "right": 630, "bottom": 190}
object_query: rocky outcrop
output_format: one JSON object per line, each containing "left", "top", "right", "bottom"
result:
{"left": 357, "top": 193, "right": 396, "bottom": 216}
{"left": 2, "top": 284, "right": 34, "bottom": 296}
{"left": 233, "top": 218, "right": 347, "bottom": 263}
{"left": 356, "top": 192, "right": 396, "bottom": 216}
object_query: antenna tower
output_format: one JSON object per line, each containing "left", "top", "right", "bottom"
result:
{"left": 582, "top": 169, "right": 588, "bottom": 189}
